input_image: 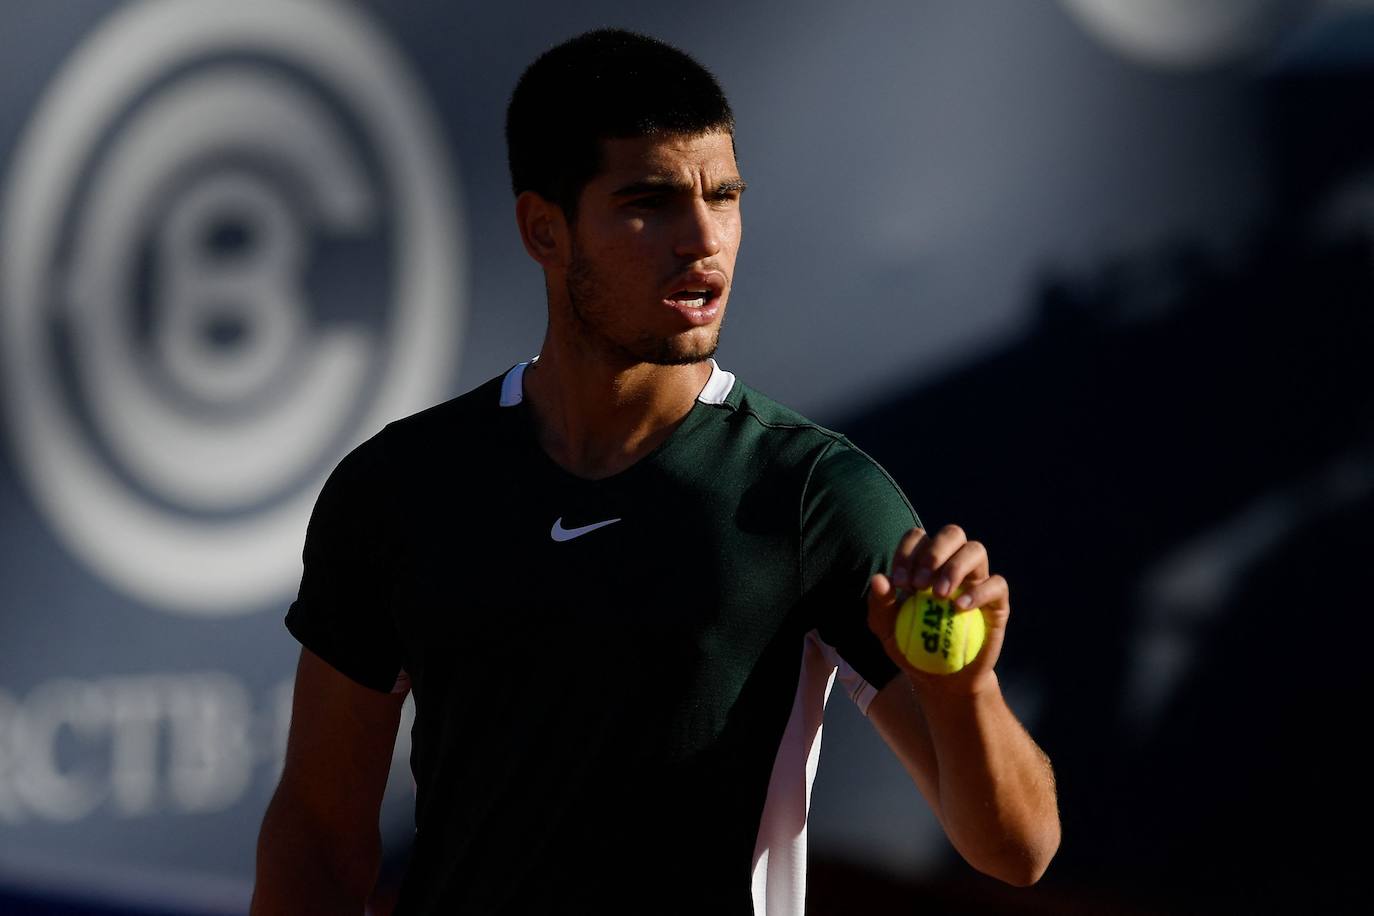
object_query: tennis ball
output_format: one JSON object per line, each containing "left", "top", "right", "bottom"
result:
{"left": 894, "top": 587, "right": 986, "bottom": 675}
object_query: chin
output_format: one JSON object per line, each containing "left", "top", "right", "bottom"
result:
{"left": 650, "top": 349, "right": 717, "bottom": 367}
{"left": 644, "top": 329, "right": 720, "bottom": 366}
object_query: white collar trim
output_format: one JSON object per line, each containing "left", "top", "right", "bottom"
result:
{"left": 498, "top": 357, "right": 534, "bottom": 407}
{"left": 696, "top": 358, "right": 736, "bottom": 405}
{"left": 498, "top": 356, "right": 735, "bottom": 407}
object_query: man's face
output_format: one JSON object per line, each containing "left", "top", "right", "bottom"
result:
{"left": 562, "top": 131, "right": 744, "bottom": 366}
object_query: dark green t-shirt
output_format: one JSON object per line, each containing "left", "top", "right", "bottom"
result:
{"left": 286, "top": 360, "right": 920, "bottom": 915}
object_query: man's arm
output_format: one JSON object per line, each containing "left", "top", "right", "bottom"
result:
{"left": 865, "top": 525, "right": 1061, "bottom": 887}
{"left": 251, "top": 648, "right": 407, "bottom": 915}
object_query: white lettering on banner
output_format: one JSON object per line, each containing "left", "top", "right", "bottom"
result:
{"left": 0, "top": 671, "right": 414, "bottom": 825}
{"left": 0, "top": 0, "right": 464, "bottom": 615}
{"left": 6, "top": 680, "right": 107, "bottom": 823}
{"left": 108, "top": 681, "right": 161, "bottom": 816}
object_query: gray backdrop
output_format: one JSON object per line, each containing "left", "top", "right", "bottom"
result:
{"left": 2, "top": 1, "right": 1368, "bottom": 913}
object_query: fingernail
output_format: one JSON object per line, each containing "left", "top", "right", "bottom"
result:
{"left": 956, "top": 594, "right": 972, "bottom": 609}
{"left": 912, "top": 567, "right": 932, "bottom": 588}
{"left": 935, "top": 575, "right": 951, "bottom": 596}
{"left": 892, "top": 567, "right": 910, "bottom": 587}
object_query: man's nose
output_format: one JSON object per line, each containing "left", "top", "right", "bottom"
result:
{"left": 673, "top": 198, "right": 723, "bottom": 260}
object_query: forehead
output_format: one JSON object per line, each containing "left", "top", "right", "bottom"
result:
{"left": 593, "top": 131, "right": 739, "bottom": 186}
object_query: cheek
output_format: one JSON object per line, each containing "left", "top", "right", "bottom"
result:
{"left": 719, "top": 214, "right": 743, "bottom": 252}
{"left": 597, "top": 221, "right": 657, "bottom": 260}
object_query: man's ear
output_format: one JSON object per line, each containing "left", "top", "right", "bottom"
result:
{"left": 515, "top": 190, "right": 569, "bottom": 269}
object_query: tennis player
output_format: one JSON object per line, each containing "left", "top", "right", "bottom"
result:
{"left": 252, "top": 28, "right": 1059, "bottom": 915}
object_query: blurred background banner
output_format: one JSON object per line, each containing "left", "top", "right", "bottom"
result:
{"left": 1, "top": 1, "right": 1370, "bottom": 913}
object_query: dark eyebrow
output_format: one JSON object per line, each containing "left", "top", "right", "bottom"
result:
{"left": 610, "top": 176, "right": 748, "bottom": 198}
{"left": 611, "top": 175, "right": 691, "bottom": 197}
{"left": 711, "top": 178, "right": 748, "bottom": 197}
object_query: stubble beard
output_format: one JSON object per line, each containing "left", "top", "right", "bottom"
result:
{"left": 564, "top": 240, "right": 720, "bottom": 367}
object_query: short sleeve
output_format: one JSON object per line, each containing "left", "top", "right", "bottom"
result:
{"left": 285, "top": 432, "right": 405, "bottom": 693}
{"left": 801, "top": 438, "right": 922, "bottom": 702}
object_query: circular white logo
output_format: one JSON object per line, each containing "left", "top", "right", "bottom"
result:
{"left": 1, "top": 0, "right": 464, "bottom": 615}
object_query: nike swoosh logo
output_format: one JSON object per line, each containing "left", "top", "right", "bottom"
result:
{"left": 550, "top": 517, "right": 622, "bottom": 542}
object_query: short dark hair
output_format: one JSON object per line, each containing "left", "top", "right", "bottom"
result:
{"left": 506, "top": 28, "right": 735, "bottom": 217}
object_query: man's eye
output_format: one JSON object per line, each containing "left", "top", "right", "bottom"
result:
{"left": 629, "top": 196, "right": 666, "bottom": 210}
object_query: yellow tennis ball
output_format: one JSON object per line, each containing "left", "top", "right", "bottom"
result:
{"left": 894, "top": 587, "right": 986, "bottom": 675}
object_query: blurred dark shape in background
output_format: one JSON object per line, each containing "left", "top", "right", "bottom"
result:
{"left": 810, "top": 60, "right": 1374, "bottom": 914}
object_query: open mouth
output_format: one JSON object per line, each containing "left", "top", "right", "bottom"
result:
{"left": 662, "top": 270, "right": 726, "bottom": 320}
{"left": 665, "top": 288, "right": 718, "bottom": 308}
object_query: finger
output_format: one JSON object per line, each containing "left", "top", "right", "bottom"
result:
{"left": 953, "top": 573, "right": 1008, "bottom": 612}
{"left": 931, "top": 539, "right": 989, "bottom": 598}
{"left": 867, "top": 572, "right": 900, "bottom": 635}
{"left": 868, "top": 574, "right": 908, "bottom": 662}
{"left": 911, "top": 524, "right": 967, "bottom": 590}
{"left": 888, "top": 527, "right": 928, "bottom": 591}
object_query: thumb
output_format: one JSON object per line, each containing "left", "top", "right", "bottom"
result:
{"left": 867, "top": 572, "right": 900, "bottom": 639}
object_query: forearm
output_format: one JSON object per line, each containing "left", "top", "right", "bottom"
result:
{"left": 251, "top": 783, "right": 383, "bottom": 915}
{"left": 917, "top": 673, "right": 1060, "bottom": 885}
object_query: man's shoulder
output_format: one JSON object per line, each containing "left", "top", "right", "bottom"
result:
{"left": 725, "top": 379, "right": 908, "bottom": 506}
{"left": 726, "top": 380, "right": 841, "bottom": 444}
{"left": 325, "top": 371, "right": 514, "bottom": 484}
{"left": 723, "top": 380, "right": 880, "bottom": 474}
{"left": 375, "top": 371, "right": 510, "bottom": 449}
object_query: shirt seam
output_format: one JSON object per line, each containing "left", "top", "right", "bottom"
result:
{"left": 735, "top": 406, "right": 846, "bottom": 439}
{"left": 842, "top": 439, "right": 922, "bottom": 526}
{"left": 797, "top": 437, "right": 843, "bottom": 601}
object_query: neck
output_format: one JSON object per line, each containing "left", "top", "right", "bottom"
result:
{"left": 522, "top": 334, "right": 713, "bottom": 480}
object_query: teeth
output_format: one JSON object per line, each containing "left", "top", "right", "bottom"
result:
{"left": 670, "top": 289, "right": 714, "bottom": 307}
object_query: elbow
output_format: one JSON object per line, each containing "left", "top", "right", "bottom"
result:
{"left": 995, "top": 851, "right": 1054, "bottom": 888}
{"left": 983, "top": 820, "right": 1061, "bottom": 887}
{"left": 959, "top": 813, "right": 1060, "bottom": 888}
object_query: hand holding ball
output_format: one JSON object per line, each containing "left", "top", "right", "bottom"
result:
{"left": 895, "top": 588, "right": 986, "bottom": 675}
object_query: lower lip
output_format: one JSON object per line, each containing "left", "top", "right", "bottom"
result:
{"left": 663, "top": 297, "right": 721, "bottom": 325}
